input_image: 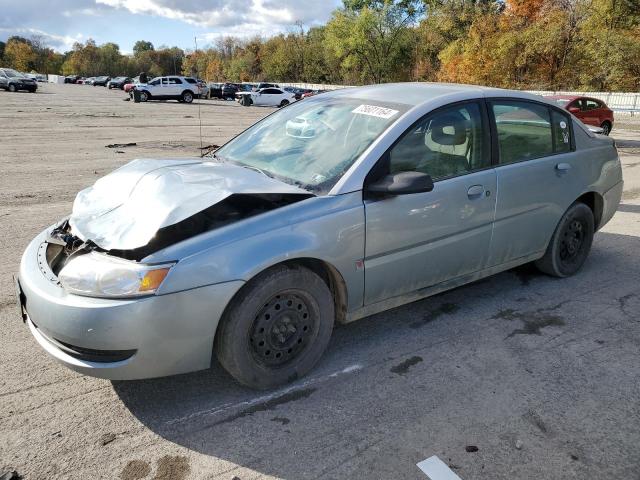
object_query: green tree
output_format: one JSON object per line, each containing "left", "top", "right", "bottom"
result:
{"left": 133, "top": 40, "right": 154, "bottom": 56}
{"left": 325, "top": 0, "right": 420, "bottom": 83}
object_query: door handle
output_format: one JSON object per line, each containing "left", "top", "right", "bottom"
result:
{"left": 467, "top": 185, "right": 485, "bottom": 199}
{"left": 556, "top": 163, "right": 571, "bottom": 173}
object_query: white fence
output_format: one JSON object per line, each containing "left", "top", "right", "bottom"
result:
{"left": 280, "top": 82, "right": 640, "bottom": 114}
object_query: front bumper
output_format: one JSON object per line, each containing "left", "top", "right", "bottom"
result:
{"left": 18, "top": 229, "right": 244, "bottom": 380}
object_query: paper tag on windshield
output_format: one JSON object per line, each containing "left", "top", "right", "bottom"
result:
{"left": 352, "top": 104, "right": 399, "bottom": 119}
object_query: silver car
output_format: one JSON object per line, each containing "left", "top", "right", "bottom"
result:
{"left": 17, "top": 83, "right": 623, "bottom": 389}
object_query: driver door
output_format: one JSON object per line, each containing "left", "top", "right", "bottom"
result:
{"left": 363, "top": 101, "right": 497, "bottom": 305}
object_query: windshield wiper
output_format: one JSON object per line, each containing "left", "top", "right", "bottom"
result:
{"left": 241, "top": 164, "right": 276, "bottom": 179}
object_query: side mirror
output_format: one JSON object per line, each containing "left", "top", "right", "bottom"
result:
{"left": 568, "top": 106, "right": 580, "bottom": 114}
{"left": 366, "top": 171, "right": 434, "bottom": 196}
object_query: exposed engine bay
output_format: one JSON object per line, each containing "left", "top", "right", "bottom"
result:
{"left": 45, "top": 192, "right": 312, "bottom": 274}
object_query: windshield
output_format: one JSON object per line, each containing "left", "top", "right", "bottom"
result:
{"left": 4, "top": 70, "right": 24, "bottom": 78}
{"left": 217, "top": 96, "right": 408, "bottom": 193}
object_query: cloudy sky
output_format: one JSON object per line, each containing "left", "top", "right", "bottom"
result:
{"left": 0, "top": 0, "right": 342, "bottom": 53}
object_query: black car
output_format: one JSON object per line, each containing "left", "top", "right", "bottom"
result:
{"left": 0, "top": 68, "right": 37, "bottom": 93}
{"left": 108, "top": 77, "right": 132, "bottom": 89}
{"left": 65, "top": 75, "right": 81, "bottom": 84}
{"left": 222, "top": 82, "right": 239, "bottom": 100}
{"left": 93, "top": 76, "right": 111, "bottom": 87}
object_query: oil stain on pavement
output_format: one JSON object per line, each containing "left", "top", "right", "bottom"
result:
{"left": 410, "top": 302, "right": 460, "bottom": 329}
{"left": 493, "top": 306, "right": 566, "bottom": 338}
{"left": 390, "top": 356, "right": 423, "bottom": 375}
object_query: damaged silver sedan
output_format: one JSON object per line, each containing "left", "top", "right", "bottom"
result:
{"left": 17, "top": 83, "right": 623, "bottom": 389}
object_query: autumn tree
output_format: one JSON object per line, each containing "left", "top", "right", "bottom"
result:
{"left": 3, "top": 37, "right": 36, "bottom": 71}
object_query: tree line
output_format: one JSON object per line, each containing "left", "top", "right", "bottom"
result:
{"left": 1, "top": 0, "right": 639, "bottom": 91}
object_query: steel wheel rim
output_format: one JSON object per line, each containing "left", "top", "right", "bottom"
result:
{"left": 249, "top": 291, "right": 317, "bottom": 367}
{"left": 559, "top": 219, "right": 585, "bottom": 265}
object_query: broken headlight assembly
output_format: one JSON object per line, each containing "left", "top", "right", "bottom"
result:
{"left": 58, "top": 252, "right": 174, "bottom": 298}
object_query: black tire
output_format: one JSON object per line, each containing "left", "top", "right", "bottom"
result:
{"left": 600, "top": 121, "right": 611, "bottom": 135}
{"left": 8, "top": 84, "right": 16, "bottom": 92}
{"left": 215, "top": 265, "right": 335, "bottom": 390}
{"left": 279, "top": 99, "right": 290, "bottom": 108}
{"left": 182, "top": 90, "right": 194, "bottom": 103}
{"left": 139, "top": 90, "right": 149, "bottom": 102}
{"left": 535, "top": 202, "right": 594, "bottom": 277}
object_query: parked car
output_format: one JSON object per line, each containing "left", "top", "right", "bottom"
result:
{"left": 301, "top": 89, "right": 326, "bottom": 99}
{"left": 256, "top": 82, "right": 280, "bottom": 90}
{"left": 0, "top": 68, "right": 37, "bottom": 92}
{"left": 222, "top": 82, "right": 240, "bottom": 99}
{"left": 284, "top": 86, "right": 313, "bottom": 100}
{"left": 93, "top": 76, "right": 111, "bottom": 87}
{"left": 65, "top": 75, "right": 80, "bottom": 84}
{"left": 83, "top": 77, "right": 96, "bottom": 85}
{"left": 107, "top": 77, "right": 133, "bottom": 90}
{"left": 205, "top": 82, "right": 223, "bottom": 99}
{"left": 547, "top": 95, "right": 614, "bottom": 135}
{"left": 237, "top": 87, "right": 296, "bottom": 107}
{"left": 16, "top": 83, "right": 622, "bottom": 389}
{"left": 123, "top": 77, "right": 139, "bottom": 93}
{"left": 134, "top": 76, "right": 201, "bottom": 103}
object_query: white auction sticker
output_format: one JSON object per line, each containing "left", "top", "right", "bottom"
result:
{"left": 352, "top": 104, "right": 399, "bottom": 119}
{"left": 560, "top": 121, "right": 567, "bottom": 129}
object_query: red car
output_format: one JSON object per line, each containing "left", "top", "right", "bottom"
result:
{"left": 547, "top": 95, "right": 614, "bottom": 135}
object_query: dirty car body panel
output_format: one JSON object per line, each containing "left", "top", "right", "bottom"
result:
{"left": 18, "top": 83, "right": 622, "bottom": 382}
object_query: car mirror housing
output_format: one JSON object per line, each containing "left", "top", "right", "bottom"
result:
{"left": 366, "top": 171, "right": 434, "bottom": 196}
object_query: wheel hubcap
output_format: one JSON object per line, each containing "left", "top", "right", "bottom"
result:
{"left": 559, "top": 219, "right": 585, "bottom": 264}
{"left": 249, "top": 292, "right": 315, "bottom": 367}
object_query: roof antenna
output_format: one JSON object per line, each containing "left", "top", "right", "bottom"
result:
{"left": 194, "top": 36, "right": 204, "bottom": 156}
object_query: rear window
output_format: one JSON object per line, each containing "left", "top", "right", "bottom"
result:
{"left": 492, "top": 101, "right": 553, "bottom": 164}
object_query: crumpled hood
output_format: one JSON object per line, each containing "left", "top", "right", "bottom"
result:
{"left": 69, "top": 158, "right": 310, "bottom": 251}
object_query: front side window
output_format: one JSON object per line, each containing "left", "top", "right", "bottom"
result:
{"left": 492, "top": 101, "right": 553, "bottom": 164}
{"left": 149, "top": 78, "right": 161, "bottom": 86}
{"left": 387, "top": 102, "right": 489, "bottom": 180}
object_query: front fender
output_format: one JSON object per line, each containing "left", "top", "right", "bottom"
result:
{"left": 155, "top": 192, "right": 365, "bottom": 312}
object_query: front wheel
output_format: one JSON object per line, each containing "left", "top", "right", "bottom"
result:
{"left": 8, "top": 84, "right": 16, "bottom": 92}
{"left": 535, "top": 202, "right": 594, "bottom": 277}
{"left": 279, "top": 99, "right": 290, "bottom": 108}
{"left": 139, "top": 91, "right": 149, "bottom": 102}
{"left": 215, "top": 265, "right": 334, "bottom": 389}
{"left": 182, "top": 91, "right": 194, "bottom": 103}
{"left": 600, "top": 121, "right": 611, "bottom": 135}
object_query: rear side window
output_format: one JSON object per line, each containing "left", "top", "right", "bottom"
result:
{"left": 585, "top": 99, "right": 600, "bottom": 110}
{"left": 169, "top": 77, "right": 182, "bottom": 84}
{"left": 551, "top": 110, "right": 572, "bottom": 154}
{"left": 184, "top": 78, "right": 197, "bottom": 84}
{"left": 492, "top": 101, "right": 553, "bottom": 164}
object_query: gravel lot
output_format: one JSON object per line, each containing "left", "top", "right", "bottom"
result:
{"left": 1, "top": 83, "right": 639, "bottom": 480}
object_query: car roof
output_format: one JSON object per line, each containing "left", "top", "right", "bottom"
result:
{"left": 325, "top": 82, "right": 545, "bottom": 107}
{"left": 546, "top": 94, "right": 580, "bottom": 101}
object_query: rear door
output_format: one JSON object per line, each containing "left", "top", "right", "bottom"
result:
{"left": 487, "top": 99, "right": 583, "bottom": 266}
{"left": 582, "top": 98, "right": 602, "bottom": 126}
{"left": 364, "top": 101, "right": 496, "bottom": 305}
{"left": 168, "top": 77, "right": 183, "bottom": 96}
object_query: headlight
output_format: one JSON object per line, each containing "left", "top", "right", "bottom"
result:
{"left": 59, "top": 252, "right": 174, "bottom": 298}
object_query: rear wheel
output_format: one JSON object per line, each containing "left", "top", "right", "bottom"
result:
{"left": 600, "top": 121, "right": 611, "bottom": 135}
{"left": 182, "top": 91, "right": 194, "bottom": 103}
{"left": 535, "top": 202, "right": 594, "bottom": 277}
{"left": 215, "top": 265, "right": 334, "bottom": 389}
{"left": 8, "top": 84, "right": 16, "bottom": 92}
{"left": 279, "top": 99, "right": 290, "bottom": 108}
